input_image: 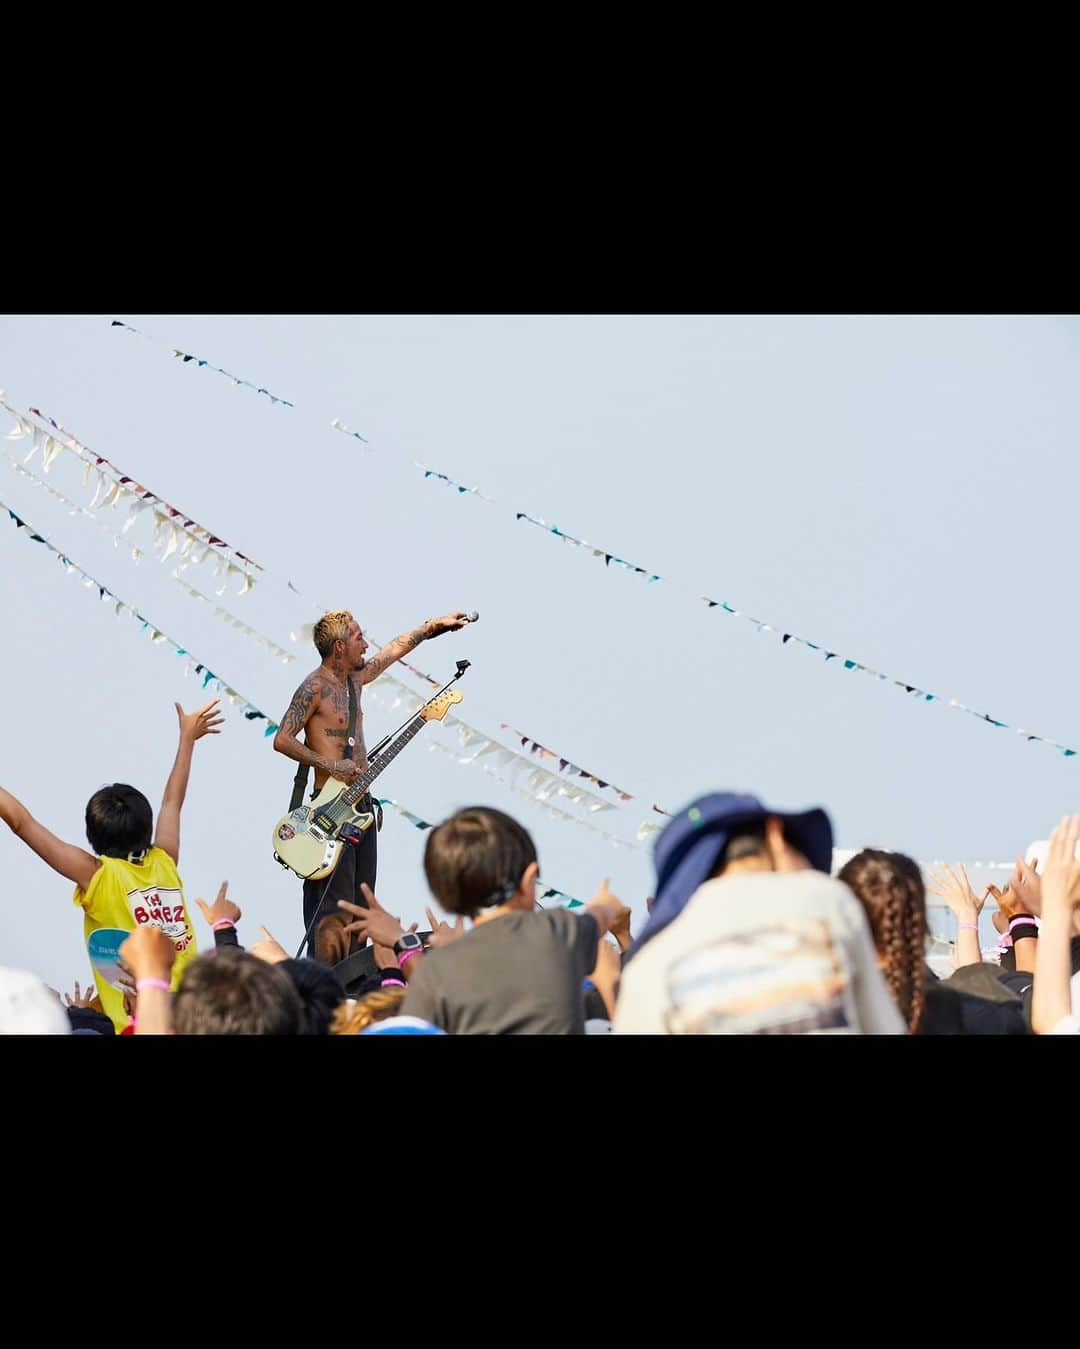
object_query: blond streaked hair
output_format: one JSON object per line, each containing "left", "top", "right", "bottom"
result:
{"left": 330, "top": 986, "right": 407, "bottom": 1035}
{"left": 313, "top": 610, "right": 354, "bottom": 659}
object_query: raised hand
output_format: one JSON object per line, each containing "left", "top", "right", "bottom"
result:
{"left": 175, "top": 698, "right": 224, "bottom": 743}
{"left": 1009, "top": 855, "right": 1042, "bottom": 917}
{"left": 430, "top": 611, "right": 472, "bottom": 635}
{"left": 1041, "top": 815, "right": 1080, "bottom": 919}
{"left": 251, "top": 926, "right": 289, "bottom": 965}
{"left": 195, "top": 880, "right": 241, "bottom": 928}
{"left": 337, "top": 885, "right": 409, "bottom": 948}
{"left": 424, "top": 906, "right": 466, "bottom": 948}
{"left": 63, "top": 979, "right": 96, "bottom": 1009}
{"left": 764, "top": 815, "right": 813, "bottom": 872}
{"left": 119, "top": 925, "right": 177, "bottom": 982}
{"left": 926, "top": 862, "right": 985, "bottom": 920}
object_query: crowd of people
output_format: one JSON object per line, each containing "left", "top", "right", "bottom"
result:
{"left": 2, "top": 611, "right": 1079, "bottom": 1035}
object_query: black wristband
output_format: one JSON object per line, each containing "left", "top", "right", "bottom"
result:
{"left": 1010, "top": 923, "right": 1039, "bottom": 942}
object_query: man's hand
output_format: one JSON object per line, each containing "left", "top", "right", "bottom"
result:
{"left": 251, "top": 926, "right": 290, "bottom": 965}
{"left": 424, "top": 906, "right": 466, "bottom": 948}
{"left": 63, "top": 980, "right": 96, "bottom": 1009}
{"left": 329, "top": 759, "right": 360, "bottom": 785}
{"left": 338, "top": 885, "right": 409, "bottom": 948}
{"left": 195, "top": 880, "right": 241, "bottom": 929}
{"left": 1041, "top": 815, "right": 1080, "bottom": 918}
{"left": 119, "top": 926, "right": 177, "bottom": 983}
{"left": 428, "top": 611, "right": 472, "bottom": 637}
{"left": 175, "top": 698, "right": 224, "bottom": 743}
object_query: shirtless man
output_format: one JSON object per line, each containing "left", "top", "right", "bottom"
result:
{"left": 273, "top": 608, "right": 471, "bottom": 966}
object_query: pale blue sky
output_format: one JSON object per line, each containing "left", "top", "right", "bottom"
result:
{"left": 1, "top": 314, "right": 1077, "bottom": 989}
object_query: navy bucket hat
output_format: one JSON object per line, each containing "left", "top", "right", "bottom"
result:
{"left": 627, "top": 792, "right": 834, "bottom": 960}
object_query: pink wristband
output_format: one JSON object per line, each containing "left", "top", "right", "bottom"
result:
{"left": 958, "top": 923, "right": 978, "bottom": 931}
{"left": 397, "top": 947, "right": 422, "bottom": 969}
{"left": 380, "top": 976, "right": 406, "bottom": 989}
{"left": 136, "top": 977, "right": 171, "bottom": 993}
{"left": 212, "top": 919, "right": 236, "bottom": 931}
{"left": 1009, "top": 915, "right": 1037, "bottom": 931}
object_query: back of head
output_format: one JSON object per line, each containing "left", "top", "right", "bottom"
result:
{"left": 172, "top": 948, "right": 302, "bottom": 1035}
{"left": 838, "top": 849, "right": 927, "bottom": 1032}
{"left": 423, "top": 805, "right": 537, "bottom": 918}
{"left": 277, "top": 958, "right": 346, "bottom": 1035}
{"left": 85, "top": 784, "right": 153, "bottom": 860}
{"left": 0, "top": 967, "right": 71, "bottom": 1035}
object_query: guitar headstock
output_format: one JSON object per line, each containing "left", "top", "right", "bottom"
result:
{"left": 420, "top": 689, "right": 464, "bottom": 722}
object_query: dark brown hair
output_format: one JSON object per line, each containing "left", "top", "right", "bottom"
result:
{"left": 423, "top": 806, "right": 537, "bottom": 918}
{"left": 172, "top": 948, "right": 302, "bottom": 1035}
{"left": 838, "top": 849, "right": 927, "bottom": 1034}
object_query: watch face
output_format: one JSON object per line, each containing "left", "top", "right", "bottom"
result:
{"left": 397, "top": 933, "right": 423, "bottom": 951}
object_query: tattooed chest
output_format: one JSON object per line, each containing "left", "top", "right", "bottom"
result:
{"left": 315, "top": 682, "right": 364, "bottom": 745}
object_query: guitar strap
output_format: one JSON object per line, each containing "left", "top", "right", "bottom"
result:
{"left": 287, "top": 677, "right": 359, "bottom": 812}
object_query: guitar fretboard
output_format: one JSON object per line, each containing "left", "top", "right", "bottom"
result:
{"left": 339, "top": 714, "right": 426, "bottom": 804}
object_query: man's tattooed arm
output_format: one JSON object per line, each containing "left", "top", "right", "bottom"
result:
{"left": 358, "top": 623, "right": 436, "bottom": 684}
{"left": 272, "top": 675, "right": 337, "bottom": 775}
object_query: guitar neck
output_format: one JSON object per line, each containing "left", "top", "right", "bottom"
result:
{"left": 339, "top": 715, "right": 426, "bottom": 804}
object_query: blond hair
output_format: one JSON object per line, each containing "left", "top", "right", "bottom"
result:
{"left": 313, "top": 610, "right": 354, "bottom": 659}
{"left": 330, "top": 986, "right": 407, "bottom": 1035}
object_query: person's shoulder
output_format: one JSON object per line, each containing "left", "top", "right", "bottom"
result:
{"left": 146, "top": 847, "right": 183, "bottom": 880}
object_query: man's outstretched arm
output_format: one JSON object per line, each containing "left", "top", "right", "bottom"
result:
{"left": 0, "top": 786, "right": 100, "bottom": 890}
{"left": 359, "top": 611, "right": 472, "bottom": 685}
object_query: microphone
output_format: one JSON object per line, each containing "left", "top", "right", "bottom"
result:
{"left": 465, "top": 611, "right": 479, "bottom": 623}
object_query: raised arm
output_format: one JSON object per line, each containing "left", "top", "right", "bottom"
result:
{"left": 271, "top": 673, "right": 357, "bottom": 785}
{"left": 358, "top": 611, "right": 471, "bottom": 685}
{"left": 1032, "top": 815, "right": 1080, "bottom": 1034}
{"left": 0, "top": 786, "right": 99, "bottom": 890}
{"left": 154, "top": 699, "right": 224, "bottom": 864}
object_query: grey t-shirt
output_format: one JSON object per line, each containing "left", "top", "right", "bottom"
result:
{"left": 400, "top": 908, "right": 600, "bottom": 1035}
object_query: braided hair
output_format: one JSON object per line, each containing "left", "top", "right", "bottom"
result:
{"left": 838, "top": 849, "right": 927, "bottom": 1034}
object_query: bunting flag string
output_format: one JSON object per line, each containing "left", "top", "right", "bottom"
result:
{"left": 8, "top": 379, "right": 661, "bottom": 825}
{"left": 376, "top": 797, "right": 584, "bottom": 907}
{"left": 366, "top": 675, "right": 660, "bottom": 832}
{"left": 171, "top": 576, "right": 296, "bottom": 664}
{"left": 111, "top": 320, "right": 295, "bottom": 407}
{"left": 497, "top": 722, "right": 636, "bottom": 801}
{"left": 417, "top": 463, "right": 495, "bottom": 503}
{"left": 106, "top": 320, "right": 1076, "bottom": 764}
{"left": 2, "top": 395, "right": 262, "bottom": 591}
{"left": 0, "top": 498, "right": 281, "bottom": 736}
{"left": 696, "top": 594, "right": 1078, "bottom": 756}
{"left": 425, "top": 740, "right": 640, "bottom": 849}
{"left": 2, "top": 452, "right": 296, "bottom": 663}
{"left": 329, "top": 418, "right": 369, "bottom": 446}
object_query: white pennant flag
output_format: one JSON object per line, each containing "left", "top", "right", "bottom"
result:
{"left": 88, "top": 470, "right": 106, "bottom": 510}
{"left": 24, "top": 427, "right": 43, "bottom": 464}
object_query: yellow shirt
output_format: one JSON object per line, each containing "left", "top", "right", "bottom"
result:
{"left": 74, "top": 847, "right": 199, "bottom": 1032}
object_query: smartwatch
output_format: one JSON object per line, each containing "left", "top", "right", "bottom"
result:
{"left": 393, "top": 932, "right": 424, "bottom": 957}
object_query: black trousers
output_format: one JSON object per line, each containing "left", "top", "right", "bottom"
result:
{"left": 301, "top": 798, "right": 378, "bottom": 967}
